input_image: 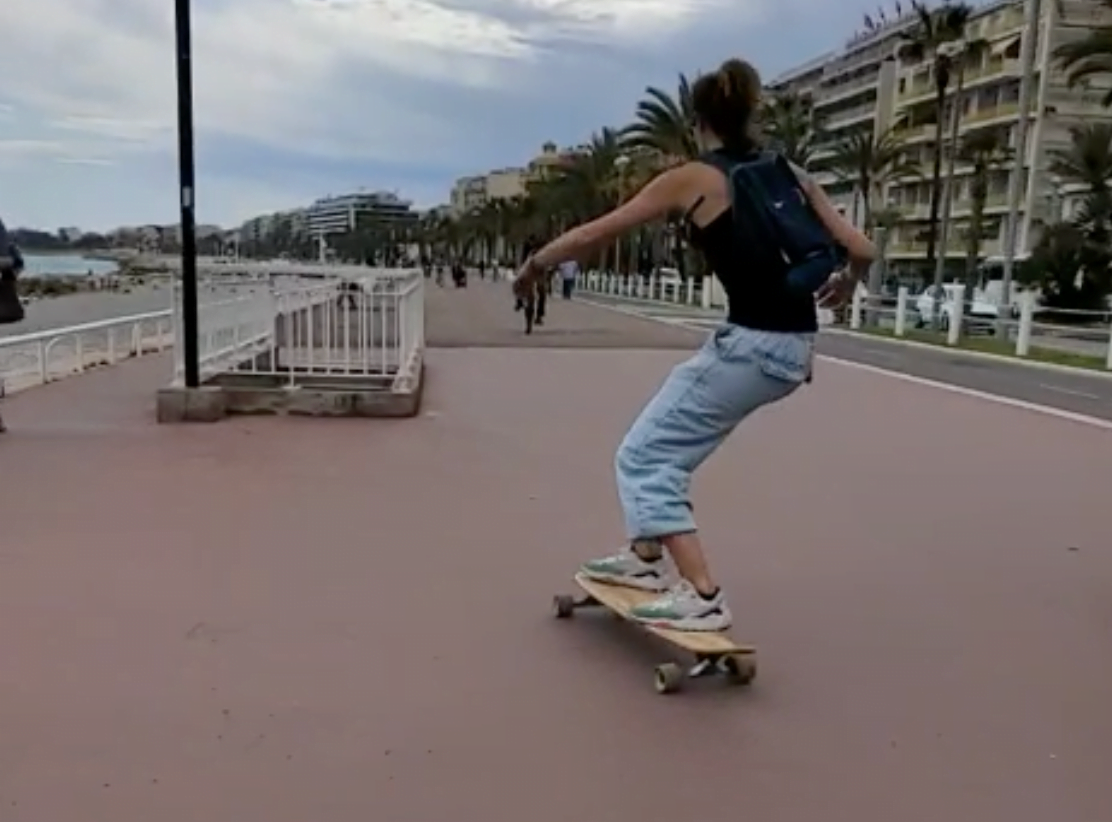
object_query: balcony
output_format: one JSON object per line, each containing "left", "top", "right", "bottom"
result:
{"left": 961, "top": 100, "right": 1024, "bottom": 126}
{"left": 815, "top": 72, "right": 879, "bottom": 108}
{"left": 886, "top": 238, "right": 1002, "bottom": 257}
{"left": 897, "top": 76, "right": 935, "bottom": 105}
{"left": 979, "top": 6, "right": 1025, "bottom": 37}
{"left": 892, "top": 122, "right": 937, "bottom": 143}
{"left": 820, "top": 101, "right": 878, "bottom": 132}
{"left": 897, "top": 57, "right": 1021, "bottom": 107}
{"left": 890, "top": 191, "right": 1014, "bottom": 224}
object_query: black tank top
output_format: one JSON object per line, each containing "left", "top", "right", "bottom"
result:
{"left": 686, "top": 150, "right": 817, "bottom": 334}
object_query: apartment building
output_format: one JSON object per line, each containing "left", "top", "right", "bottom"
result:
{"left": 305, "top": 192, "right": 416, "bottom": 237}
{"left": 448, "top": 142, "right": 584, "bottom": 217}
{"left": 238, "top": 208, "right": 308, "bottom": 246}
{"left": 449, "top": 175, "right": 489, "bottom": 217}
{"left": 768, "top": 0, "right": 1112, "bottom": 275}
{"left": 486, "top": 167, "right": 527, "bottom": 200}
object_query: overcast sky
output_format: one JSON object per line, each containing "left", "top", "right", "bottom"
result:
{"left": 1, "top": 0, "right": 908, "bottom": 232}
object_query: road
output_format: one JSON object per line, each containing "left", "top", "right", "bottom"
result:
{"left": 576, "top": 292, "right": 1112, "bottom": 422}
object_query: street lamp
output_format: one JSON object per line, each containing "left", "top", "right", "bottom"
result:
{"left": 174, "top": 0, "right": 200, "bottom": 387}
{"left": 613, "top": 154, "right": 631, "bottom": 276}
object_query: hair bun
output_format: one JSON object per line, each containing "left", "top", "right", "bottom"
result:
{"left": 717, "top": 59, "right": 761, "bottom": 108}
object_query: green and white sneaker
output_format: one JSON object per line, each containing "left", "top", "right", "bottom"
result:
{"left": 580, "top": 548, "right": 677, "bottom": 592}
{"left": 628, "top": 580, "right": 732, "bottom": 632}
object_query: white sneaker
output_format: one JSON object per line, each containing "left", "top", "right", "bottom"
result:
{"left": 579, "top": 547, "right": 677, "bottom": 592}
{"left": 628, "top": 580, "right": 732, "bottom": 631}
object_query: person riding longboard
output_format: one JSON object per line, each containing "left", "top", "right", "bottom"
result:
{"left": 514, "top": 57, "right": 874, "bottom": 632}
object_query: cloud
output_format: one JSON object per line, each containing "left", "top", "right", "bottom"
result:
{"left": 0, "top": 0, "right": 889, "bottom": 231}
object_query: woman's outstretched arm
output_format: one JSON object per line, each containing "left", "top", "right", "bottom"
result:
{"left": 528, "top": 168, "right": 687, "bottom": 270}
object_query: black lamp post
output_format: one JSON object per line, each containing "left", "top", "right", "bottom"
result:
{"left": 174, "top": 0, "right": 200, "bottom": 387}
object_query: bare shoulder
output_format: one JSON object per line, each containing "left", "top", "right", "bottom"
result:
{"left": 676, "top": 159, "right": 730, "bottom": 193}
{"left": 639, "top": 161, "right": 719, "bottom": 210}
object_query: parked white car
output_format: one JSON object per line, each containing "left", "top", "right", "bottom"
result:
{"left": 913, "top": 284, "right": 1004, "bottom": 331}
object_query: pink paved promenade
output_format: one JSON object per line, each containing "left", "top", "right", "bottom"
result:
{"left": 1, "top": 280, "right": 1111, "bottom": 821}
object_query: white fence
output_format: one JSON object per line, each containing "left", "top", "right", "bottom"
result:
{"left": 578, "top": 270, "right": 715, "bottom": 308}
{"left": 841, "top": 286, "right": 1112, "bottom": 368}
{"left": 0, "top": 312, "right": 173, "bottom": 395}
{"left": 575, "top": 271, "right": 1112, "bottom": 370}
{"left": 170, "top": 268, "right": 425, "bottom": 388}
{"left": 0, "top": 267, "right": 426, "bottom": 399}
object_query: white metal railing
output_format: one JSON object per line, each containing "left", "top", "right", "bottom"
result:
{"left": 576, "top": 269, "right": 1112, "bottom": 370}
{"left": 0, "top": 268, "right": 426, "bottom": 400}
{"left": 170, "top": 268, "right": 425, "bottom": 387}
{"left": 839, "top": 287, "right": 1112, "bottom": 368}
{"left": 577, "top": 270, "right": 714, "bottom": 309}
{"left": 0, "top": 311, "right": 174, "bottom": 395}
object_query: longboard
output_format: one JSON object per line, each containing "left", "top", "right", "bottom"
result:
{"left": 553, "top": 573, "right": 757, "bottom": 694}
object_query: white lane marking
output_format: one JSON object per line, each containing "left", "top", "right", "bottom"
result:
{"left": 1037, "top": 383, "right": 1100, "bottom": 400}
{"left": 576, "top": 296, "right": 1112, "bottom": 431}
{"left": 859, "top": 347, "right": 900, "bottom": 359}
{"left": 818, "top": 357, "right": 1112, "bottom": 430}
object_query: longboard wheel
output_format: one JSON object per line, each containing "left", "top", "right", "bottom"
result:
{"left": 654, "top": 663, "right": 684, "bottom": 694}
{"left": 553, "top": 594, "right": 575, "bottom": 619}
{"left": 721, "top": 654, "right": 757, "bottom": 685}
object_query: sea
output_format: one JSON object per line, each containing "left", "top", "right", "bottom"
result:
{"left": 21, "top": 254, "right": 120, "bottom": 277}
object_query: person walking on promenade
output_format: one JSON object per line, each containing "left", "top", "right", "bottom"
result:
{"left": 513, "top": 58, "right": 875, "bottom": 630}
{"left": 517, "top": 236, "right": 551, "bottom": 333}
{"left": 558, "top": 259, "right": 579, "bottom": 299}
{"left": 0, "top": 215, "right": 26, "bottom": 434}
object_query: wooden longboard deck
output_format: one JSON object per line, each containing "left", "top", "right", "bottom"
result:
{"left": 574, "top": 573, "right": 755, "bottom": 656}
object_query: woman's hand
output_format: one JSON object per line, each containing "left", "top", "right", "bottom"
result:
{"left": 815, "top": 270, "right": 856, "bottom": 309}
{"left": 513, "top": 258, "right": 542, "bottom": 299}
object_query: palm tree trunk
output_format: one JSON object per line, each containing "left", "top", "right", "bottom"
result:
{"left": 966, "top": 191, "right": 986, "bottom": 300}
{"left": 934, "top": 64, "right": 966, "bottom": 310}
{"left": 865, "top": 225, "right": 888, "bottom": 327}
{"left": 927, "top": 85, "right": 948, "bottom": 328}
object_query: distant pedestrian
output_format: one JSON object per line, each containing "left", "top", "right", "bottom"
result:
{"left": 0, "top": 214, "right": 26, "bottom": 434}
{"left": 558, "top": 259, "right": 579, "bottom": 299}
{"left": 515, "top": 236, "right": 549, "bottom": 333}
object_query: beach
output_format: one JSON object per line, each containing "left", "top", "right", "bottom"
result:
{"left": 0, "top": 282, "right": 171, "bottom": 338}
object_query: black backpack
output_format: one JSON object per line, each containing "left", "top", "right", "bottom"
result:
{"left": 701, "top": 150, "right": 845, "bottom": 294}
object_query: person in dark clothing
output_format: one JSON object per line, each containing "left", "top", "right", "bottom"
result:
{"left": 0, "top": 215, "right": 26, "bottom": 434}
{"left": 516, "top": 236, "right": 548, "bottom": 333}
{"left": 513, "top": 58, "right": 874, "bottom": 630}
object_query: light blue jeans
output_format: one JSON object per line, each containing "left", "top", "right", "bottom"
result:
{"left": 616, "top": 323, "right": 814, "bottom": 540}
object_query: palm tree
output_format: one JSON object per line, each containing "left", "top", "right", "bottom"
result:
{"left": 1049, "top": 123, "right": 1112, "bottom": 218}
{"left": 899, "top": 1, "right": 976, "bottom": 279}
{"left": 622, "top": 77, "right": 703, "bottom": 276}
{"left": 622, "top": 75, "right": 697, "bottom": 161}
{"left": 828, "top": 126, "right": 920, "bottom": 230}
{"left": 1048, "top": 123, "right": 1112, "bottom": 287}
{"left": 1053, "top": 0, "right": 1112, "bottom": 105}
{"left": 957, "top": 130, "right": 1012, "bottom": 284}
{"left": 933, "top": 35, "right": 990, "bottom": 287}
{"left": 760, "top": 91, "right": 817, "bottom": 167}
